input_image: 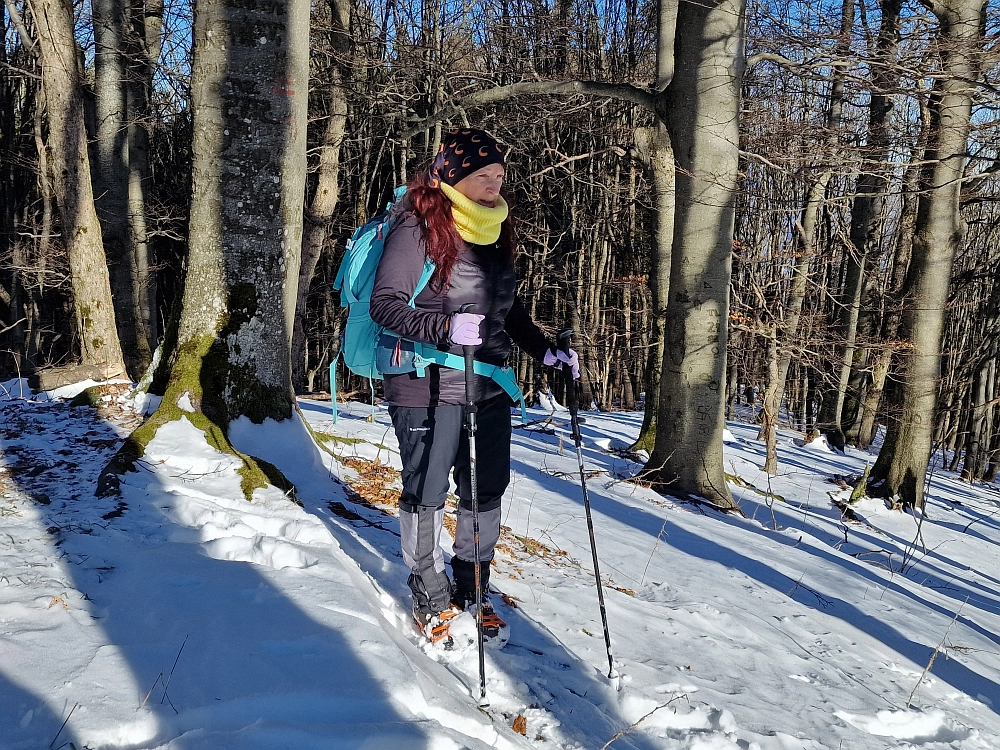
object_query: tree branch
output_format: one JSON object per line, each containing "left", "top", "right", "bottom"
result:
{"left": 746, "top": 52, "right": 852, "bottom": 71}
{"left": 1, "top": 61, "right": 41, "bottom": 79}
{"left": 527, "top": 146, "right": 628, "bottom": 179}
{"left": 399, "top": 81, "right": 656, "bottom": 140}
{"left": 3, "top": 0, "right": 38, "bottom": 56}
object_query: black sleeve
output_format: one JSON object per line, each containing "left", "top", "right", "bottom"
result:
{"left": 504, "top": 296, "right": 554, "bottom": 361}
{"left": 370, "top": 216, "right": 451, "bottom": 346}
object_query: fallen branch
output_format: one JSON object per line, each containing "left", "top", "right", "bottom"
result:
{"left": 600, "top": 694, "right": 687, "bottom": 749}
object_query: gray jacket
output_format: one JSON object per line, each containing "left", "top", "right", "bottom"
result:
{"left": 369, "top": 213, "right": 551, "bottom": 407}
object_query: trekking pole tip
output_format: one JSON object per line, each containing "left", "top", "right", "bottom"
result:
{"left": 478, "top": 695, "right": 491, "bottom": 708}
{"left": 608, "top": 667, "right": 621, "bottom": 689}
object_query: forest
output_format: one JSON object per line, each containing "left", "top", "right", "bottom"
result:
{"left": 2, "top": 0, "right": 999, "bottom": 512}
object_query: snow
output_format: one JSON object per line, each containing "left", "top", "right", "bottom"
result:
{"left": 794, "top": 434, "right": 836, "bottom": 453}
{"left": 2, "top": 389, "right": 1000, "bottom": 749}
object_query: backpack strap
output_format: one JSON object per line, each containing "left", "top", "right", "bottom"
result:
{"left": 410, "top": 260, "right": 436, "bottom": 309}
{"left": 330, "top": 358, "right": 338, "bottom": 423}
{"left": 410, "top": 343, "right": 528, "bottom": 424}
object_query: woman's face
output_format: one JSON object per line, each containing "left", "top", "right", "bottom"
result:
{"left": 452, "top": 163, "right": 505, "bottom": 207}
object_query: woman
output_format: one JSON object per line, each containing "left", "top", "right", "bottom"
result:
{"left": 370, "top": 128, "right": 578, "bottom": 644}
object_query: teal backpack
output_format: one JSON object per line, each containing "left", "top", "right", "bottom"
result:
{"left": 331, "top": 188, "right": 526, "bottom": 423}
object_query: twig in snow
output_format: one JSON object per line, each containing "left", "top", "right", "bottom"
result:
{"left": 899, "top": 507, "right": 929, "bottom": 574}
{"left": 640, "top": 515, "right": 669, "bottom": 587}
{"left": 599, "top": 694, "right": 687, "bottom": 749}
{"left": 786, "top": 570, "right": 832, "bottom": 608}
{"left": 160, "top": 634, "right": 189, "bottom": 713}
{"left": 49, "top": 702, "right": 79, "bottom": 749}
{"left": 765, "top": 473, "right": 781, "bottom": 530}
{"left": 906, "top": 598, "right": 967, "bottom": 708}
{"left": 139, "top": 672, "right": 163, "bottom": 710}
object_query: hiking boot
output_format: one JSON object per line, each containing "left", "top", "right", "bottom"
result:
{"left": 413, "top": 604, "right": 462, "bottom": 648}
{"left": 452, "top": 592, "right": 509, "bottom": 642}
{"left": 463, "top": 598, "right": 510, "bottom": 649}
{"left": 473, "top": 601, "right": 507, "bottom": 639}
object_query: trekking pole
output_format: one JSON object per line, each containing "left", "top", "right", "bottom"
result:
{"left": 460, "top": 305, "right": 489, "bottom": 707}
{"left": 557, "top": 329, "right": 619, "bottom": 685}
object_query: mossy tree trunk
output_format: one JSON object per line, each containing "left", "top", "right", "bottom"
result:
{"left": 632, "top": 123, "right": 673, "bottom": 453}
{"left": 162, "top": 0, "right": 308, "bottom": 424}
{"left": 100, "top": 0, "right": 309, "bottom": 497}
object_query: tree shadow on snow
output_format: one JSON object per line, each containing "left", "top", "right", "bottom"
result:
{"left": 506, "top": 454, "right": 1000, "bottom": 717}
{"left": 0, "top": 396, "right": 424, "bottom": 749}
{"left": 0, "top": 674, "right": 82, "bottom": 750}
{"left": 245, "top": 399, "right": 666, "bottom": 749}
{"left": 295, "top": 485, "right": 665, "bottom": 750}
{"left": 753, "top": 499, "right": 1000, "bottom": 643}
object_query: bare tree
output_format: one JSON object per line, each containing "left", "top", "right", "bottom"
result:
{"left": 641, "top": 0, "right": 745, "bottom": 510}
{"left": 869, "top": 0, "right": 986, "bottom": 509}
{"left": 32, "top": 0, "right": 127, "bottom": 377}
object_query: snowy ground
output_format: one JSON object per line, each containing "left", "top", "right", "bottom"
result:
{"left": 1, "top": 378, "right": 999, "bottom": 749}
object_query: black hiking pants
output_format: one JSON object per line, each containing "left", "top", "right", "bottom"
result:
{"left": 389, "top": 394, "right": 511, "bottom": 613}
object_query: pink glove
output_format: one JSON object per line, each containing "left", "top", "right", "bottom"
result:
{"left": 449, "top": 312, "right": 485, "bottom": 346}
{"left": 544, "top": 348, "right": 580, "bottom": 380}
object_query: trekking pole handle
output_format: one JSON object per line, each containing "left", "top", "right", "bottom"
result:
{"left": 460, "top": 304, "right": 477, "bottom": 406}
{"left": 463, "top": 347, "right": 476, "bottom": 405}
{"left": 556, "top": 328, "right": 578, "bottom": 414}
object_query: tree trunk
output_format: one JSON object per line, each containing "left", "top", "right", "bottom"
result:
{"left": 568, "top": 301, "right": 597, "bottom": 408}
{"left": 870, "top": 0, "right": 985, "bottom": 509}
{"left": 620, "top": 283, "right": 636, "bottom": 410}
{"left": 159, "top": 0, "right": 309, "bottom": 426}
{"left": 291, "top": 0, "right": 350, "bottom": 392}
{"left": 761, "top": 325, "right": 779, "bottom": 474}
{"left": 33, "top": 0, "right": 127, "bottom": 377}
{"left": 128, "top": 0, "right": 161, "bottom": 357}
{"left": 820, "top": 0, "right": 902, "bottom": 450}
{"left": 757, "top": 174, "right": 828, "bottom": 472}
{"left": 632, "top": 122, "right": 673, "bottom": 451}
{"left": 93, "top": 0, "right": 153, "bottom": 378}
{"left": 643, "top": 0, "right": 745, "bottom": 511}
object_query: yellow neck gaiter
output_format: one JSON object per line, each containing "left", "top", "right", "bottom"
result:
{"left": 440, "top": 181, "right": 509, "bottom": 245}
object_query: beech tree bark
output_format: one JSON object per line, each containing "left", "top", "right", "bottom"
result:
{"left": 165, "top": 0, "right": 308, "bottom": 420}
{"left": 642, "top": 0, "right": 745, "bottom": 510}
{"left": 870, "top": 0, "right": 986, "bottom": 509}
{"left": 93, "top": 0, "right": 154, "bottom": 378}
{"left": 33, "top": 0, "right": 127, "bottom": 377}
{"left": 632, "top": 122, "right": 673, "bottom": 453}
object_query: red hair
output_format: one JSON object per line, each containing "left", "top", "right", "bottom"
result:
{"left": 402, "top": 166, "right": 517, "bottom": 292}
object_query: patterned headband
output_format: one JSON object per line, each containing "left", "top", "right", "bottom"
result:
{"left": 429, "top": 128, "right": 508, "bottom": 187}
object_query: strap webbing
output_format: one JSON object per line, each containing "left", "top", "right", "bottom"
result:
{"left": 330, "top": 359, "right": 338, "bottom": 423}
{"left": 411, "top": 343, "right": 528, "bottom": 424}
